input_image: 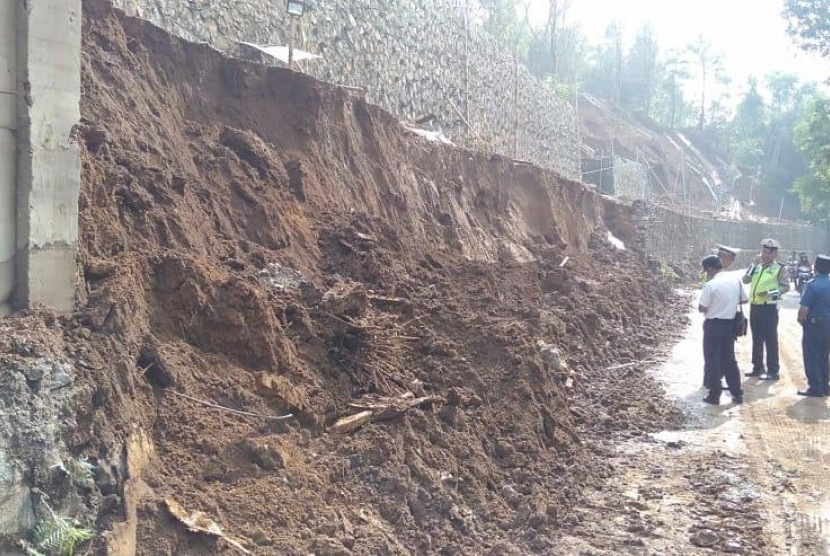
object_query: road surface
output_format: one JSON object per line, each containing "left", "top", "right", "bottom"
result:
{"left": 558, "top": 284, "right": 830, "bottom": 554}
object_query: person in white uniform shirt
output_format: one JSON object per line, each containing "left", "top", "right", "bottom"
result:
{"left": 699, "top": 255, "right": 748, "bottom": 405}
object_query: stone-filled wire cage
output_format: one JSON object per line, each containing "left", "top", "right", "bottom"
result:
{"left": 112, "top": 0, "right": 582, "bottom": 180}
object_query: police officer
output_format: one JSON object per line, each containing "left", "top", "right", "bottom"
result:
{"left": 699, "top": 255, "right": 747, "bottom": 404}
{"left": 716, "top": 245, "right": 738, "bottom": 269}
{"left": 742, "top": 238, "right": 790, "bottom": 380}
{"left": 797, "top": 254, "right": 830, "bottom": 397}
{"left": 699, "top": 245, "right": 739, "bottom": 285}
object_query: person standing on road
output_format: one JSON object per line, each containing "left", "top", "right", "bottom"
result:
{"left": 797, "top": 255, "right": 830, "bottom": 397}
{"left": 699, "top": 255, "right": 747, "bottom": 405}
{"left": 699, "top": 244, "right": 742, "bottom": 385}
{"left": 699, "top": 245, "right": 739, "bottom": 285}
{"left": 743, "top": 238, "right": 790, "bottom": 381}
{"left": 717, "top": 245, "right": 737, "bottom": 269}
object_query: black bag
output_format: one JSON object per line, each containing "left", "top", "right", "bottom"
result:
{"left": 735, "top": 304, "right": 748, "bottom": 337}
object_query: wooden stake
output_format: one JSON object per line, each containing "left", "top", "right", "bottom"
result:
{"left": 328, "top": 410, "right": 373, "bottom": 435}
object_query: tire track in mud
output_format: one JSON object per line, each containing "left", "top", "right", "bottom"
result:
{"left": 738, "top": 296, "right": 830, "bottom": 554}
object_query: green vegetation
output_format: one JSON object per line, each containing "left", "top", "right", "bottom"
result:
{"left": 783, "top": 0, "right": 830, "bottom": 219}
{"left": 783, "top": 0, "right": 830, "bottom": 57}
{"left": 472, "top": 0, "right": 830, "bottom": 220}
{"left": 794, "top": 95, "right": 830, "bottom": 217}
{"left": 660, "top": 263, "right": 679, "bottom": 283}
{"left": 16, "top": 458, "right": 97, "bottom": 556}
{"left": 32, "top": 512, "right": 93, "bottom": 556}
{"left": 19, "top": 500, "right": 93, "bottom": 556}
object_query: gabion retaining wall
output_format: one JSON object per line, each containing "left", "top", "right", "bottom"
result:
{"left": 641, "top": 204, "right": 829, "bottom": 268}
{"left": 111, "top": 0, "right": 581, "bottom": 179}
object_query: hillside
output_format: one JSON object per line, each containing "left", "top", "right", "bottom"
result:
{"left": 0, "top": 2, "right": 688, "bottom": 554}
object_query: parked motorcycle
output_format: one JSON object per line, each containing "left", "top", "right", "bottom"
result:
{"left": 796, "top": 264, "right": 814, "bottom": 295}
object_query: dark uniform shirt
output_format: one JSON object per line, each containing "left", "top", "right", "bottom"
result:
{"left": 801, "top": 274, "right": 830, "bottom": 318}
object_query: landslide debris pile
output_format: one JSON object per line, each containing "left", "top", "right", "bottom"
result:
{"left": 1, "top": 2, "right": 686, "bottom": 554}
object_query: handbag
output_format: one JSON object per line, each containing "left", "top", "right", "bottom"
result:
{"left": 735, "top": 305, "right": 747, "bottom": 338}
{"left": 735, "top": 303, "right": 748, "bottom": 338}
{"left": 734, "top": 279, "right": 748, "bottom": 337}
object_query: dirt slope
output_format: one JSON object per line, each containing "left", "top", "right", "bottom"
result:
{"left": 579, "top": 94, "right": 729, "bottom": 213}
{"left": 1, "top": 2, "right": 688, "bottom": 554}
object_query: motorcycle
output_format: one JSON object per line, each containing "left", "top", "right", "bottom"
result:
{"left": 787, "top": 260, "right": 799, "bottom": 283}
{"left": 796, "top": 264, "right": 814, "bottom": 295}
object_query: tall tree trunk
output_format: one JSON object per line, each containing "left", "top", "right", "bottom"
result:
{"left": 698, "top": 59, "right": 706, "bottom": 130}
{"left": 549, "top": 0, "right": 558, "bottom": 78}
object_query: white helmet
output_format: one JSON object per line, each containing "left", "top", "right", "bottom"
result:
{"left": 760, "top": 238, "right": 780, "bottom": 249}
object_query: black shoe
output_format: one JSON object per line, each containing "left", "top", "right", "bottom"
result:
{"left": 761, "top": 373, "right": 780, "bottom": 381}
{"left": 798, "top": 390, "right": 824, "bottom": 397}
{"left": 733, "top": 395, "right": 744, "bottom": 404}
{"left": 745, "top": 370, "right": 764, "bottom": 377}
{"left": 703, "top": 395, "right": 720, "bottom": 405}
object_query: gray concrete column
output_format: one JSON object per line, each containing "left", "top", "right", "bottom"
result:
{"left": 0, "top": 1, "right": 16, "bottom": 317}
{"left": 14, "top": 0, "right": 82, "bottom": 312}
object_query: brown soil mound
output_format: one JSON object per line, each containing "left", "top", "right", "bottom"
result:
{"left": 0, "top": 2, "right": 687, "bottom": 554}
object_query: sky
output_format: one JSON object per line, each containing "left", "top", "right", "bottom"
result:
{"left": 527, "top": 0, "right": 830, "bottom": 101}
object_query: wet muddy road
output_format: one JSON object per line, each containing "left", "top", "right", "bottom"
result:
{"left": 559, "top": 285, "right": 829, "bottom": 555}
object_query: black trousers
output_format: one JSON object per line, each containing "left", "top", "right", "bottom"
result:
{"left": 703, "top": 319, "right": 741, "bottom": 396}
{"left": 750, "top": 304, "right": 779, "bottom": 374}
{"left": 802, "top": 319, "right": 830, "bottom": 395}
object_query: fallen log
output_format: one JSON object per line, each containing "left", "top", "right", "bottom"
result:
{"left": 331, "top": 394, "right": 444, "bottom": 434}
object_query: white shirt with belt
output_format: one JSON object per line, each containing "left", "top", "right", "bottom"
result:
{"left": 699, "top": 272, "right": 748, "bottom": 320}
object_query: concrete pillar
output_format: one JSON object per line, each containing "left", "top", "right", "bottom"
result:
{"left": 0, "top": 1, "right": 16, "bottom": 316}
{"left": 13, "top": 0, "right": 82, "bottom": 312}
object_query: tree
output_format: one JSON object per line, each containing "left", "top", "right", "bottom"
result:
{"left": 583, "top": 21, "right": 624, "bottom": 103}
{"left": 607, "top": 21, "right": 624, "bottom": 105}
{"left": 701, "top": 81, "right": 733, "bottom": 149}
{"left": 549, "top": 0, "right": 560, "bottom": 78}
{"left": 783, "top": 0, "right": 830, "bottom": 57}
{"left": 554, "top": 24, "right": 588, "bottom": 85}
{"left": 793, "top": 94, "right": 830, "bottom": 217}
{"left": 762, "top": 73, "right": 807, "bottom": 190}
{"left": 652, "top": 51, "right": 692, "bottom": 129}
{"left": 766, "top": 72, "right": 801, "bottom": 116}
{"left": 478, "top": 0, "right": 521, "bottom": 42}
{"left": 623, "top": 23, "right": 659, "bottom": 115}
{"left": 731, "top": 78, "right": 767, "bottom": 170}
{"left": 525, "top": 0, "right": 587, "bottom": 85}
{"left": 686, "top": 35, "right": 723, "bottom": 130}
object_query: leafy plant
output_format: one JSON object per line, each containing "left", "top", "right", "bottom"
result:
{"left": 660, "top": 263, "right": 679, "bottom": 283}
{"left": 31, "top": 501, "right": 93, "bottom": 556}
